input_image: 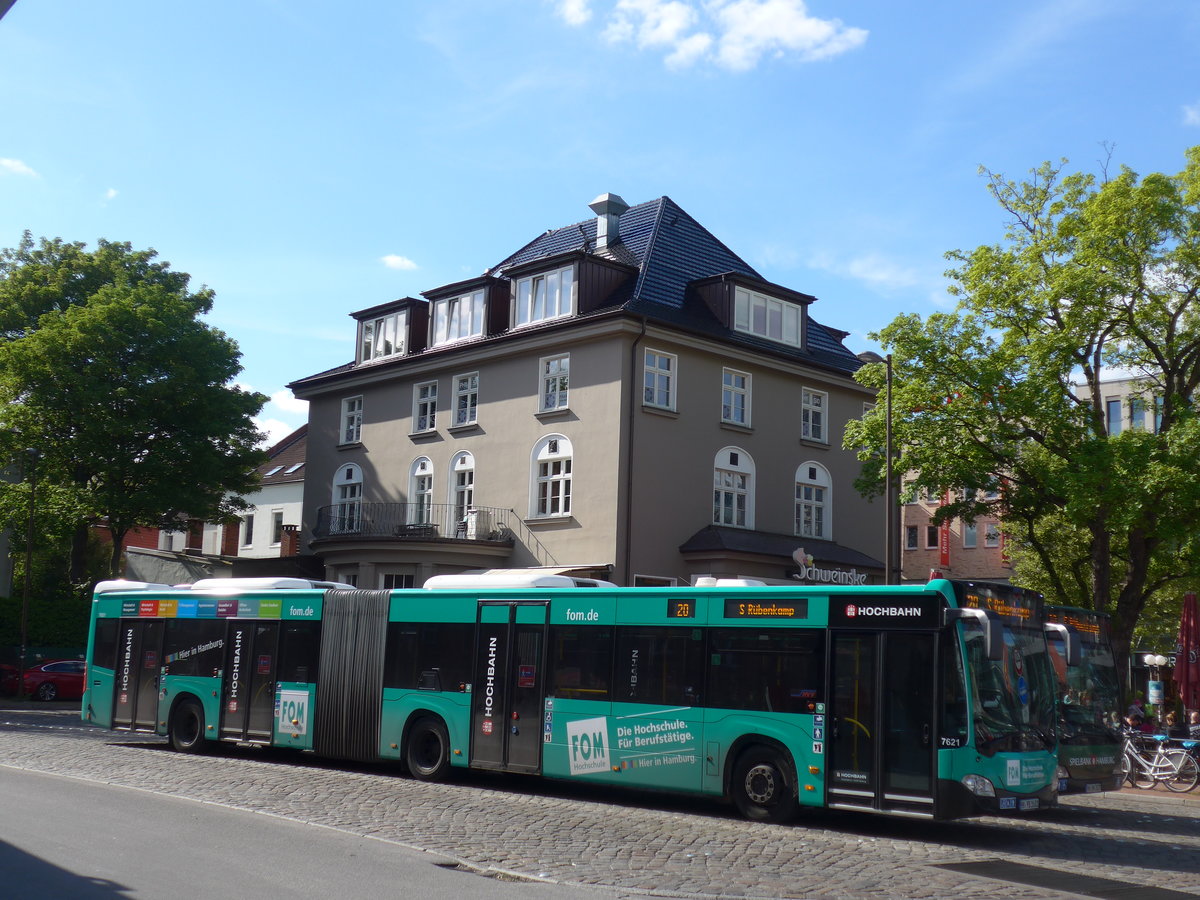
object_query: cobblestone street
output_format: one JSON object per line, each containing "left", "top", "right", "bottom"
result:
{"left": 2, "top": 707, "right": 1198, "bottom": 899}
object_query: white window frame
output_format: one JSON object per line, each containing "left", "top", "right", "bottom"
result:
{"left": 453, "top": 372, "right": 479, "bottom": 426}
{"left": 963, "top": 521, "right": 977, "bottom": 548}
{"left": 733, "top": 287, "right": 802, "bottom": 347}
{"left": 721, "top": 367, "right": 750, "bottom": 426}
{"left": 340, "top": 396, "right": 363, "bottom": 445}
{"left": 515, "top": 264, "right": 575, "bottom": 327}
{"left": 381, "top": 573, "right": 414, "bottom": 590}
{"left": 1105, "top": 398, "right": 1122, "bottom": 435}
{"left": 904, "top": 525, "right": 918, "bottom": 550}
{"left": 985, "top": 522, "right": 1001, "bottom": 548}
{"left": 409, "top": 457, "right": 433, "bottom": 524}
{"left": 643, "top": 349, "right": 676, "bottom": 411}
{"left": 539, "top": 354, "right": 570, "bottom": 413}
{"left": 413, "top": 381, "right": 438, "bottom": 433}
{"left": 431, "top": 290, "right": 485, "bottom": 347}
{"left": 332, "top": 464, "right": 362, "bottom": 534}
{"left": 794, "top": 461, "right": 831, "bottom": 539}
{"left": 358, "top": 310, "right": 407, "bottom": 363}
{"left": 802, "top": 388, "right": 827, "bottom": 443}
{"left": 241, "top": 514, "right": 254, "bottom": 547}
{"left": 531, "top": 434, "right": 572, "bottom": 518}
{"left": 713, "top": 447, "right": 754, "bottom": 529}
{"left": 271, "top": 510, "right": 284, "bottom": 546}
{"left": 450, "top": 451, "right": 475, "bottom": 523}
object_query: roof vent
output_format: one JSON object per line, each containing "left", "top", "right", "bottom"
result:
{"left": 588, "top": 192, "right": 629, "bottom": 251}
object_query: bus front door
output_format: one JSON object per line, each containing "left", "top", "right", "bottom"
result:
{"left": 470, "top": 601, "right": 548, "bottom": 774}
{"left": 112, "top": 619, "right": 165, "bottom": 732}
{"left": 219, "top": 621, "right": 280, "bottom": 743}
{"left": 828, "top": 631, "right": 937, "bottom": 818}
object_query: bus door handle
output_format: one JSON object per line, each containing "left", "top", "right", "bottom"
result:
{"left": 922, "top": 723, "right": 930, "bottom": 747}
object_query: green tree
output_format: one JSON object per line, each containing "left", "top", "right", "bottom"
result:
{"left": 0, "top": 234, "right": 268, "bottom": 578}
{"left": 845, "top": 147, "right": 1200, "bottom": 679}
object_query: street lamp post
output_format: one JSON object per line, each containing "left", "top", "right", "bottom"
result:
{"left": 1144, "top": 653, "right": 1169, "bottom": 723}
{"left": 17, "top": 447, "right": 39, "bottom": 701}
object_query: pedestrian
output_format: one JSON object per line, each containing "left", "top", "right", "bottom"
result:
{"left": 1189, "top": 710, "right": 1200, "bottom": 739}
{"left": 1164, "top": 710, "right": 1188, "bottom": 739}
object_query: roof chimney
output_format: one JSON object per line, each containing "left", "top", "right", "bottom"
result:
{"left": 588, "top": 192, "right": 629, "bottom": 251}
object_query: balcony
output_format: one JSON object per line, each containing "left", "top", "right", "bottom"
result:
{"left": 313, "top": 503, "right": 515, "bottom": 543}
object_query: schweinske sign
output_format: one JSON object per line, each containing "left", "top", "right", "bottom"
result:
{"left": 791, "top": 547, "right": 868, "bottom": 586}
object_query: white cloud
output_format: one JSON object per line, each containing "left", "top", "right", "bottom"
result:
{"left": 595, "top": 0, "right": 865, "bottom": 71}
{"left": 105, "top": 188, "right": 118, "bottom": 200}
{"left": 808, "top": 249, "right": 923, "bottom": 291}
{"left": 1185, "top": 102, "right": 1200, "bottom": 127}
{"left": 270, "top": 389, "right": 309, "bottom": 415}
{"left": 255, "top": 417, "right": 299, "bottom": 448}
{"left": 381, "top": 254, "right": 418, "bottom": 270}
{"left": 555, "top": 0, "right": 593, "bottom": 26}
{"left": 0, "top": 158, "right": 37, "bottom": 177}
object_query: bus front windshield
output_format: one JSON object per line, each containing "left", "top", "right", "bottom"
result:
{"left": 963, "top": 621, "right": 1057, "bottom": 756}
{"left": 1049, "top": 634, "right": 1121, "bottom": 745}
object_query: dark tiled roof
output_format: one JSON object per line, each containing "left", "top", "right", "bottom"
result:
{"left": 494, "top": 195, "right": 861, "bottom": 375}
{"left": 679, "top": 525, "right": 884, "bottom": 570}
{"left": 257, "top": 425, "right": 306, "bottom": 485}
{"left": 292, "top": 194, "right": 864, "bottom": 387}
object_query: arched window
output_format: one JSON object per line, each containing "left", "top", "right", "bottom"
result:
{"left": 450, "top": 451, "right": 475, "bottom": 523}
{"left": 332, "top": 464, "right": 362, "bottom": 533}
{"left": 795, "top": 461, "right": 831, "bottom": 539}
{"left": 409, "top": 457, "right": 433, "bottom": 524}
{"left": 713, "top": 447, "right": 754, "bottom": 528}
{"left": 531, "top": 435, "right": 572, "bottom": 517}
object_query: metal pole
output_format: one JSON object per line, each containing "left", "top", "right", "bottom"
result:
{"left": 17, "top": 448, "right": 37, "bottom": 700}
{"left": 885, "top": 354, "right": 895, "bottom": 585}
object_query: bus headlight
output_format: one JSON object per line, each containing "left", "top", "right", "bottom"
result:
{"left": 961, "top": 774, "right": 996, "bottom": 797}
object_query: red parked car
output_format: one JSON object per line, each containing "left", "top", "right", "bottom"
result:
{"left": 13, "top": 659, "right": 86, "bottom": 701}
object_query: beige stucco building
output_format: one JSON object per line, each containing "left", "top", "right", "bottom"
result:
{"left": 289, "top": 194, "right": 885, "bottom": 588}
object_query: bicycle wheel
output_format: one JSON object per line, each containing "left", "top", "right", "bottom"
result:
{"left": 1133, "top": 756, "right": 1158, "bottom": 789}
{"left": 1163, "top": 751, "right": 1200, "bottom": 793}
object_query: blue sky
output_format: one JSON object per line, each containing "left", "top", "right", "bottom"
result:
{"left": 2, "top": 0, "right": 1198, "bottom": 446}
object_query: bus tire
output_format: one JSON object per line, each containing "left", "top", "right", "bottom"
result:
{"left": 731, "top": 746, "right": 798, "bottom": 823}
{"left": 169, "top": 698, "right": 208, "bottom": 754}
{"left": 406, "top": 717, "right": 450, "bottom": 781}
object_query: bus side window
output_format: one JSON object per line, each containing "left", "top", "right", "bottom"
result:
{"left": 163, "top": 618, "right": 226, "bottom": 677}
{"left": 708, "top": 629, "right": 823, "bottom": 714}
{"left": 92, "top": 619, "right": 120, "bottom": 670}
{"left": 549, "top": 626, "right": 611, "bottom": 700}
{"left": 279, "top": 621, "right": 321, "bottom": 684}
{"left": 615, "top": 626, "right": 704, "bottom": 707}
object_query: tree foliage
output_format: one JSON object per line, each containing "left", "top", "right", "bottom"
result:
{"left": 845, "top": 146, "right": 1200, "bottom": 678}
{"left": 0, "top": 233, "right": 268, "bottom": 578}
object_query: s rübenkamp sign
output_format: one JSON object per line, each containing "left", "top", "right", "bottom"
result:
{"left": 791, "top": 547, "right": 868, "bottom": 586}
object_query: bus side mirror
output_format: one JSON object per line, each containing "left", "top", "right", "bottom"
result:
{"left": 944, "top": 607, "right": 1004, "bottom": 661}
{"left": 1044, "top": 623, "right": 1081, "bottom": 667}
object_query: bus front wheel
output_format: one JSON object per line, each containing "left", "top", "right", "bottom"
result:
{"left": 169, "top": 698, "right": 208, "bottom": 754}
{"left": 732, "top": 747, "right": 798, "bottom": 823}
{"left": 406, "top": 717, "right": 451, "bottom": 781}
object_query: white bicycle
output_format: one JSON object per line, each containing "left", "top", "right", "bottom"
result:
{"left": 1121, "top": 733, "right": 1199, "bottom": 792}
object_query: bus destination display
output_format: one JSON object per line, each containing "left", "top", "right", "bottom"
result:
{"left": 723, "top": 598, "right": 807, "bottom": 619}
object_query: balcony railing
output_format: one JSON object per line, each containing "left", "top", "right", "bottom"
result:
{"left": 313, "top": 503, "right": 516, "bottom": 542}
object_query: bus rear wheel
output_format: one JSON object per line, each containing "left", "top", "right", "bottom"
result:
{"left": 406, "top": 717, "right": 450, "bottom": 781}
{"left": 169, "top": 698, "right": 208, "bottom": 754}
{"left": 732, "top": 747, "right": 798, "bottom": 823}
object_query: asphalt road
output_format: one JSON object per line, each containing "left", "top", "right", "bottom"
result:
{"left": 1, "top": 704, "right": 1198, "bottom": 899}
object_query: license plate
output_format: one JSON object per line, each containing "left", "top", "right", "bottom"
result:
{"left": 1085, "top": 783, "right": 1101, "bottom": 793}
{"left": 1019, "top": 798, "right": 1039, "bottom": 810}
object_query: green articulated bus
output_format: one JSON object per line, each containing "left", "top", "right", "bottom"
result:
{"left": 82, "top": 574, "right": 1061, "bottom": 822}
{"left": 1044, "top": 606, "right": 1124, "bottom": 794}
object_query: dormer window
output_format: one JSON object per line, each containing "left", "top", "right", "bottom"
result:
{"left": 515, "top": 264, "right": 575, "bottom": 327}
{"left": 431, "top": 290, "right": 485, "bottom": 347}
{"left": 359, "top": 310, "right": 407, "bottom": 363}
{"left": 733, "top": 287, "right": 802, "bottom": 348}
